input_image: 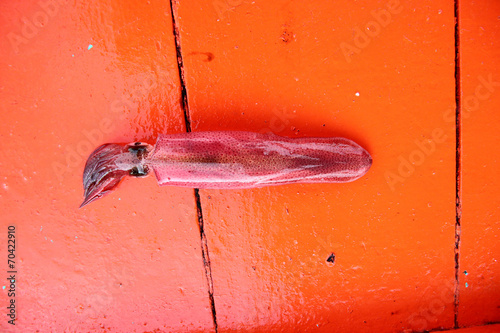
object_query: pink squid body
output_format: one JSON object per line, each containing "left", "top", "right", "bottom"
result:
{"left": 147, "top": 131, "right": 372, "bottom": 189}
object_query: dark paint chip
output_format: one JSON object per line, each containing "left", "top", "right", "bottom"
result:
{"left": 326, "top": 253, "right": 336, "bottom": 264}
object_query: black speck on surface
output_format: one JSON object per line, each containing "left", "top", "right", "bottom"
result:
{"left": 326, "top": 253, "right": 335, "bottom": 264}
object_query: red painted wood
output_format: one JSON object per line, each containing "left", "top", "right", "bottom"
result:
{"left": 0, "top": 0, "right": 498, "bottom": 331}
{"left": 176, "top": 0, "right": 457, "bottom": 331}
{"left": 459, "top": 0, "right": 500, "bottom": 327}
{"left": 0, "top": 1, "right": 214, "bottom": 331}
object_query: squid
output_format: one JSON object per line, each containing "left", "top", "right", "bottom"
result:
{"left": 80, "top": 131, "right": 372, "bottom": 208}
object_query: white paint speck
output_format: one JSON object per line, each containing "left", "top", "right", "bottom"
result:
{"left": 355, "top": 92, "right": 360, "bottom": 97}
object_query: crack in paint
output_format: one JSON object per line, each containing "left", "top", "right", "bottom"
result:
{"left": 169, "top": 1, "right": 218, "bottom": 331}
{"left": 195, "top": 188, "right": 218, "bottom": 332}
{"left": 169, "top": 0, "right": 192, "bottom": 133}
{"left": 453, "top": 0, "right": 462, "bottom": 328}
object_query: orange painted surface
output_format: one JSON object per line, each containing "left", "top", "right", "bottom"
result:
{"left": 0, "top": 0, "right": 498, "bottom": 333}
{"left": 459, "top": 0, "right": 500, "bottom": 328}
{"left": 0, "top": 1, "right": 213, "bottom": 332}
{"left": 177, "top": 0, "right": 458, "bottom": 332}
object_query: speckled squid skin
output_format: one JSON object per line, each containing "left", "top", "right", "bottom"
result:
{"left": 81, "top": 131, "right": 372, "bottom": 207}
{"left": 149, "top": 131, "right": 372, "bottom": 188}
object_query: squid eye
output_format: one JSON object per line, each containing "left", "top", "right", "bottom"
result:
{"left": 130, "top": 165, "right": 149, "bottom": 177}
{"left": 134, "top": 142, "right": 142, "bottom": 146}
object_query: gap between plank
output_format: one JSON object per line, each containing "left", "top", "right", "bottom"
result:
{"left": 169, "top": 1, "right": 219, "bottom": 331}
{"left": 453, "top": 0, "right": 462, "bottom": 328}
